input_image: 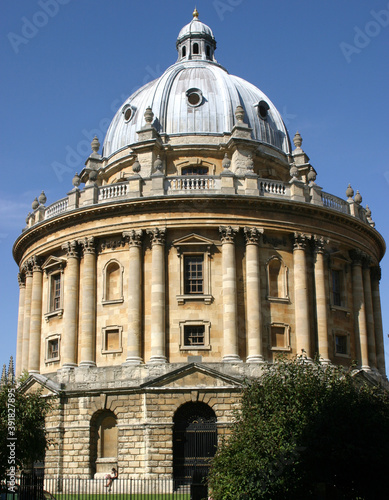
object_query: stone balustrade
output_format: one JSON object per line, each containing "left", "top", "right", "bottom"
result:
{"left": 25, "top": 175, "right": 370, "bottom": 229}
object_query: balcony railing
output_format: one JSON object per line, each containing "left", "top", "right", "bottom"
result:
{"left": 25, "top": 175, "right": 369, "bottom": 229}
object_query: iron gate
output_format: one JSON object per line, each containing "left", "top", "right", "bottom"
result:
{"left": 173, "top": 402, "right": 217, "bottom": 491}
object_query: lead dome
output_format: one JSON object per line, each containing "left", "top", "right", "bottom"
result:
{"left": 103, "top": 10, "right": 289, "bottom": 158}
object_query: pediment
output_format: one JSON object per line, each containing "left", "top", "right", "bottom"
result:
{"left": 41, "top": 255, "right": 66, "bottom": 272}
{"left": 171, "top": 233, "right": 217, "bottom": 248}
{"left": 141, "top": 363, "right": 243, "bottom": 390}
{"left": 20, "top": 374, "right": 62, "bottom": 397}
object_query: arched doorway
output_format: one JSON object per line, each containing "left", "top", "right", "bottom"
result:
{"left": 173, "top": 402, "right": 217, "bottom": 487}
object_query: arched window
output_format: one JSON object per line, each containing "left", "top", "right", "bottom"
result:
{"left": 193, "top": 43, "right": 199, "bottom": 55}
{"left": 103, "top": 260, "right": 124, "bottom": 304}
{"left": 182, "top": 46, "right": 186, "bottom": 58}
{"left": 206, "top": 45, "right": 211, "bottom": 59}
{"left": 267, "top": 256, "right": 289, "bottom": 301}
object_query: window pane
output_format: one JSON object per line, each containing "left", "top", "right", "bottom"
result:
{"left": 184, "top": 326, "right": 205, "bottom": 346}
{"left": 184, "top": 255, "right": 204, "bottom": 294}
{"left": 51, "top": 274, "right": 61, "bottom": 310}
{"left": 48, "top": 339, "right": 59, "bottom": 359}
{"left": 336, "top": 335, "right": 347, "bottom": 355}
{"left": 332, "top": 270, "right": 341, "bottom": 306}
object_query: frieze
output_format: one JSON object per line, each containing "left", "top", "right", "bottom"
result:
{"left": 99, "top": 238, "right": 126, "bottom": 252}
{"left": 262, "top": 234, "right": 287, "bottom": 248}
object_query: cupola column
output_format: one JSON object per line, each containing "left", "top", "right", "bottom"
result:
{"left": 370, "top": 266, "right": 386, "bottom": 375}
{"left": 79, "top": 237, "right": 97, "bottom": 367}
{"left": 220, "top": 226, "right": 241, "bottom": 362}
{"left": 350, "top": 250, "right": 369, "bottom": 370}
{"left": 29, "top": 256, "right": 43, "bottom": 373}
{"left": 293, "top": 234, "right": 311, "bottom": 358}
{"left": 62, "top": 241, "right": 80, "bottom": 368}
{"left": 16, "top": 273, "right": 26, "bottom": 378}
{"left": 123, "top": 230, "right": 143, "bottom": 364}
{"left": 147, "top": 228, "right": 167, "bottom": 364}
{"left": 362, "top": 258, "right": 377, "bottom": 369}
{"left": 22, "top": 262, "right": 33, "bottom": 373}
{"left": 244, "top": 227, "right": 264, "bottom": 363}
{"left": 313, "top": 237, "right": 330, "bottom": 362}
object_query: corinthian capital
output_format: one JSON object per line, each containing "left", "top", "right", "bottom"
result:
{"left": 219, "top": 226, "right": 239, "bottom": 244}
{"left": 293, "top": 232, "right": 308, "bottom": 251}
{"left": 62, "top": 240, "right": 79, "bottom": 258}
{"left": 123, "top": 229, "right": 143, "bottom": 247}
{"left": 78, "top": 236, "right": 96, "bottom": 255}
{"left": 370, "top": 265, "right": 381, "bottom": 282}
{"left": 244, "top": 227, "right": 264, "bottom": 245}
{"left": 313, "top": 235, "right": 329, "bottom": 255}
{"left": 147, "top": 228, "right": 166, "bottom": 246}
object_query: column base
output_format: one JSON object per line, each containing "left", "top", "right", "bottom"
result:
{"left": 28, "top": 370, "right": 40, "bottom": 375}
{"left": 148, "top": 356, "right": 167, "bottom": 364}
{"left": 222, "top": 354, "right": 242, "bottom": 363}
{"left": 123, "top": 357, "right": 143, "bottom": 365}
{"left": 246, "top": 355, "right": 264, "bottom": 364}
{"left": 360, "top": 365, "right": 371, "bottom": 371}
{"left": 61, "top": 363, "right": 77, "bottom": 370}
{"left": 79, "top": 361, "right": 96, "bottom": 367}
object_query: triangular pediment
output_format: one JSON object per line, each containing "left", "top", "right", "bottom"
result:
{"left": 172, "top": 233, "right": 216, "bottom": 247}
{"left": 41, "top": 255, "right": 66, "bottom": 272}
{"left": 141, "top": 363, "right": 243, "bottom": 390}
{"left": 20, "top": 374, "right": 62, "bottom": 397}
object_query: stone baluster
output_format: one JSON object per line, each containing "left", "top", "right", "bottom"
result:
{"left": 147, "top": 228, "right": 167, "bottom": 363}
{"left": 293, "top": 233, "right": 311, "bottom": 358}
{"left": 219, "top": 226, "right": 241, "bottom": 362}
{"left": 123, "top": 230, "right": 143, "bottom": 364}
{"left": 350, "top": 250, "right": 369, "bottom": 370}
{"left": 21, "top": 261, "right": 33, "bottom": 373}
{"left": 62, "top": 241, "right": 80, "bottom": 368}
{"left": 29, "top": 256, "right": 43, "bottom": 373}
{"left": 244, "top": 227, "right": 264, "bottom": 363}
{"left": 370, "top": 266, "right": 386, "bottom": 375}
{"left": 313, "top": 236, "right": 330, "bottom": 362}
{"left": 78, "top": 237, "right": 97, "bottom": 367}
{"left": 16, "top": 273, "right": 26, "bottom": 378}
{"left": 362, "top": 256, "right": 377, "bottom": 369}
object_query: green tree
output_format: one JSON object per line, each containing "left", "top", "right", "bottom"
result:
{"left": 208, "top": 356, "right": 389, "bottom": 500}
{"left": 0, "top": 371, "right": 53, "bottom": 478}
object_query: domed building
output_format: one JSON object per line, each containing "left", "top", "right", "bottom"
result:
{"left": 14, "top": 9, "right": 386, "bottom": 483}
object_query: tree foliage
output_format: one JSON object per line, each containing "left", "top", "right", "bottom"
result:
{"left": 0, "top": 374, "right": 53, "bottom": 477}
{"left": 208, "top": 356, "right": 389, "bottom": 500}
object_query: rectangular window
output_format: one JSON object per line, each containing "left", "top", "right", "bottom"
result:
{"left": 268, "top": 323, "right": 291, "bottom": 351}
{"left": 332, "top": 270, "right": 342, "bottom": 307}
{"left": 184, "top": 255, "right": 204, "bottom": 294}
{"left": 184, "top": 325, "right": 205, "bottom": 346}
{"left": 102, "top": 326, "right": 123, "bottom": 354}
{"left": 335, "top": 335, "right": 348, "bottom": 355}
{"left": 47, "top": 338, "right": 59, "bottom": 360}
{"left": 50, "top": 274, "right": 61, "bottom": 311}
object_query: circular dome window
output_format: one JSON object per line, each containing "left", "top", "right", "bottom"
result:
{"left": 122, "top": 104, "right": 134, "bottom": 122}
{"left": 186, "top": 88, "right": 203, "bottom": 107}
{"left": 257, "top": 100, "right": 270, "bottom": 120}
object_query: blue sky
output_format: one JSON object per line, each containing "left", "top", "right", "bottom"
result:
{"left": 0, "top": 0, "right": 388, "bottom": 375}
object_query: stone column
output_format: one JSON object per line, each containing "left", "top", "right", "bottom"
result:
{"left": 78, "top": 237, "right": 97, "bottom": 367}
{"left": 123, "top": 230, "right": 143, "bottom": 364}
{"left": 21, "top": 262, "right": 33, "bottom": 373}
{"left": 29, "top": 256, "right": 43, "bottom": 373}
{"left": 219, "top": 226, "right": 241, "bottom": 362}
{"left": 370, "top": 266, "right": 386, "bottom": 375}
{"left": 147, "top": 228, "right": 167, "bottom": 364}
{"left": 16, "top": 273, "right": 26, "bottom": 378}
{"left": 350, "top": 250, "right": 369, "bottom": 370}
{"left": 244, "top": 227, "right": 264, "bottom": 363}
{"left": 293, "top": 233, "right": 311, "bottom": 358}
{"left": 62, "top": 241, "right": 80, "bottom": 368}
{"left": 313, "top": 236, "right": 330, "bottom": 362}
{"left": 362, "top": 257, "right": 377, "bottom": 369}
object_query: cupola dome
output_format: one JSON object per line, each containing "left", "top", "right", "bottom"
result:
{"left": 176, "top": 8, "right": 217, "bottom": 62}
